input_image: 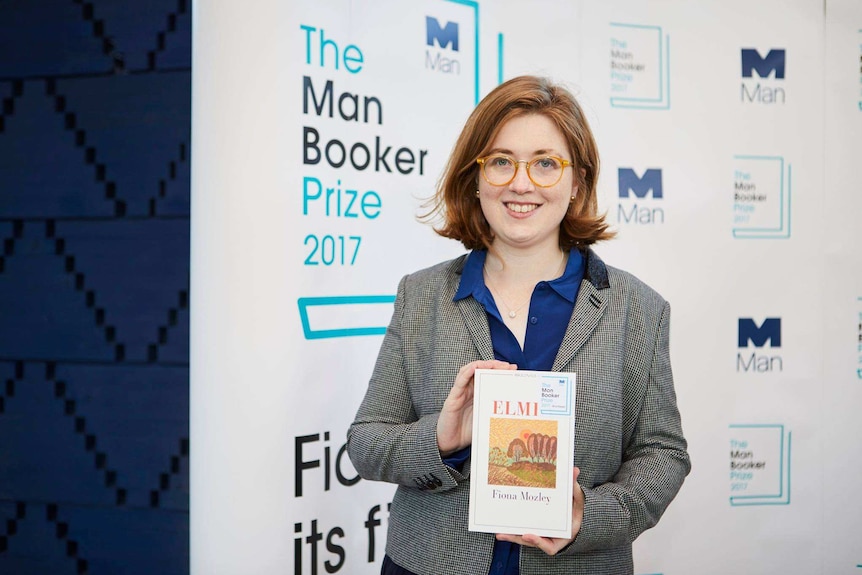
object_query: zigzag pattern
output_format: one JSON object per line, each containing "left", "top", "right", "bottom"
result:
{"left": 0, "top": 219, "right": 189, "bottom": 362}
{"left": 1, "top": 75, "right": 191, "bottom": 219}
{"left": 46, "top": 79, "right": 125, "bottom": 216}
{"left": 0, "top": 0, "right": 191, "bottom": 80}
{"left": 1, "top": 360, "right": 189, "bottom": 506}
{"left": 0, "top": 0, "right": 191, "bottom": 572}
{"left": 1, "top": 502, "right": 93, "bottom": 573}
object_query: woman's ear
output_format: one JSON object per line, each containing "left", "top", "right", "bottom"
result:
{"left": 572, "top": 168, "right": 586, "bottom": 198}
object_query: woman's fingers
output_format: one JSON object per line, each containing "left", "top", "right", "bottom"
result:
{"left": 437, "top": 360, "right": 517, "bottom": 454}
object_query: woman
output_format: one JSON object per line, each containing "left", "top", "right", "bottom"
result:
{"left": 347, "top": 75, "right": 690, "bottom": 575}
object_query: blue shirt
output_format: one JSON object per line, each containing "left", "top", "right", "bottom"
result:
{"left": 451, "top": 248, "right": 584, "bottom": 575}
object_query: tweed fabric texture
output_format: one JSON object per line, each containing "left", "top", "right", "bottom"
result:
{"left": 347, "top": 248, "right": 690, "bottom": 575}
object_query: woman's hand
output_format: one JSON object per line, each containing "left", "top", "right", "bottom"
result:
{"left": 495, "top": 467, "right": 584, "bottom": 555}
{"left": 436, "top": 360, "right": 516, "bottom": 456}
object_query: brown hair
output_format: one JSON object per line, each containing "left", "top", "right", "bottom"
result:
{"left": 425, "top": 75, "right": 614, "bottom": 250}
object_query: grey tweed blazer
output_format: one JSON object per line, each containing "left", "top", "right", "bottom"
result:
{"left": 347, "top": 248, "right": 690, "bottom": 575}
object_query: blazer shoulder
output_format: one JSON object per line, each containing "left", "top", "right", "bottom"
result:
{"left": 584, "top": 246, "right": 664, "bottom": 306}
{"left": 400, "top": 254, "right": 468, "bottom": 293}
{"left": 605, "top": 264, "right": 668, "bottom": 311}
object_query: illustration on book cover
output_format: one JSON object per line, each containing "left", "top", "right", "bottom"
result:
{"left": 487, "top": 418, "right": 558, "bottom": 489}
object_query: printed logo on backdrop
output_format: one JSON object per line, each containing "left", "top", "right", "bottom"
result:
{"left": 425, "top": 16, "right": 459, "bottom": 74}
{"left": 858, "top": 30, "right": 862, "bottom": 111}
{"left": 609, "top": 23, "right": 670, "bottom": 110}
{"left": 424, "top": 1, "right": 481, "bottom": 104}
{"left": 616, "top": 168, "right": 664, "bottom": 225}
{"left": 732, "top": 155, "right": 792, "bottom": 239}
{"left": 857, "top": 297, "right": 862, "bottom": 380}
{"left": 729, "top": 424, "right": 792, "bottom": 506}
{"left": 297, "top": 0, "right": 478, "bottom": 342}
{"left": 737, "top": 317, "right": 783, "bottom": 373}
{"left": 740, "top": 48, "right": 786, "bottom": 105}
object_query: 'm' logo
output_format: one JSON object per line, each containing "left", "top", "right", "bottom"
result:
{"left": 741, "top": 49, "right": 786, "bottom": 79}
{"left": 738, "top": 317, "right": 781, "bottom": 348}
{"left": 618, "top": 168, "right": 663, "bottom": 199}
{"left": 426, "top": 17, "right": 459, "bottom": 51}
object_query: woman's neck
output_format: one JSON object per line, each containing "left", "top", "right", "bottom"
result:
{"left": 483, "top": 241, "right": 569, "bottom": 349}
{"left": 484, "top": 242, "right": 567, "bottom": 284}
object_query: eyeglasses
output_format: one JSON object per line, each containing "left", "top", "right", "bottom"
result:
{"left": 476, "top": 154, "right": 574, "bottom": 188}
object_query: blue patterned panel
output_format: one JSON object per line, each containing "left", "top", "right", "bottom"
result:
{"left": 0, "top": 80, "right": 116, "bottom": 219}
{"left": 55, "top": 73, "right": 191, "bottom": 217}
{"left": 0, "top": 222, "right": 117, "bottom": 361}
{"left": 0, "top": 501, "right": 188, "bottom": 575}
{"left": 0, "top": 0, "right": 110, "bottom": 78}
{"left": 52, "top": 219, "right": 190, "bottom": 363}
{"left": 0, "top": 74, "right": 191, "bottom": 219}
{"left": 83, "top": 0, "right": 191, "bottom": 72}
{"left": 0, "top": 0, "right": 191, "bottom": 572}
{"left": 0, "top": 362, "right": 120, "bottom": 505}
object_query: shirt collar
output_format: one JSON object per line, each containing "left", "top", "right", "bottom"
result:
{"left": 453, "top": 249, "right": 488, "bottom": 302}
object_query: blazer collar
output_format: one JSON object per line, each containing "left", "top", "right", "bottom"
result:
{"left": 553, "top": 247, "right": 609, "bottom": 369}
{"left": 581, "top": 246, "right": 610, "bottom": 290}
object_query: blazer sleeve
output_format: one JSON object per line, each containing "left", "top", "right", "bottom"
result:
{"left": 565, "top": 300, "right": 691, "bottom": 553}
{"left": 346, "top": 275, "right": 467, "bottom": 493}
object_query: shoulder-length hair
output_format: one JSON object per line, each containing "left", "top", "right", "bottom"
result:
{"left": 425, "top": 75, "right": 614, "bottom": 250}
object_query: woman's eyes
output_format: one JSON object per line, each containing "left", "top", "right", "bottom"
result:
{"left": 534, "top": 157, "right": 558, "bottom": 169}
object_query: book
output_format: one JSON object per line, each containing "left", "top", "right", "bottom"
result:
{"left": 468, "top": 368, "right": 576, "bottom": 538}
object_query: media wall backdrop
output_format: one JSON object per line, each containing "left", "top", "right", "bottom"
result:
{"left": 191, "top": 1, "right": 862, "bottom": 574}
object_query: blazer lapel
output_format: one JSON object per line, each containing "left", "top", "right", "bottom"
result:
{"left": 456, "top": 297, "right": 495, "bottom": 361}
{"left": 553, "top": 279, "right": 607, "bottom": 371}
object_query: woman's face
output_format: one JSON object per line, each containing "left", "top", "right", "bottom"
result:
{"left": 477, "top": 113, "right": 577, "bottom": 254}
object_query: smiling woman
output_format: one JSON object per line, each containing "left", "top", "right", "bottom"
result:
{"left": 475, "top": 114, "right": 575, "bottom": 258}
{"left": 347, "top": 75, "right": 690, "bottom": 575}
{"left": 427, "top": 77, "right": 612, "bottom": 255}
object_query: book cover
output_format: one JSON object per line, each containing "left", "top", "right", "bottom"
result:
{"left": 468, "top": 369, "right": 576, "bottom": 538}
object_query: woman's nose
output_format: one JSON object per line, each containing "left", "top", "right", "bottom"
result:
{"left": 509, "top": 162, "right": 534, "bottom": 194}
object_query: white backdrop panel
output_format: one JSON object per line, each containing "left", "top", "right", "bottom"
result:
{"left": 192, "top": 1, "right": 861, "bottom": 574}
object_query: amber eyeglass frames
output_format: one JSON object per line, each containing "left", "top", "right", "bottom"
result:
{"left": 476, "top": 154, "right": 574, "bottom": 188}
